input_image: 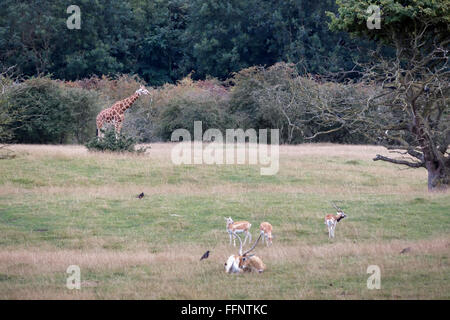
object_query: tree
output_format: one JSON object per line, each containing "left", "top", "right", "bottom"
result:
{"left": 0, "top": 67, "right": 24, "bottom": 158}
{"left": 0, "top": 1, "right": 59, "bottom": 75}
{"left": 0, "top": 0, "right": 369, "bottom": 83}
{"left": 183, "top": 0, "right": 367, "bottom": 80}
{"left": 131, "top": 0, "right": 189, "bottom": 85}
{"left": 325, "top": 0, "right": 449, "bottom": 191}
{"left": 0, "top": 0, "right": 137, "bottom": 80}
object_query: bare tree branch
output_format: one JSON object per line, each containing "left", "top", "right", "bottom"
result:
{"left": 373, "top": 154, "right": 425, "bottom": 168}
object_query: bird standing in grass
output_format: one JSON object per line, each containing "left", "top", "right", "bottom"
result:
{"left": 200, "top": 250, "right": 210, "bottom": 261}
{"left": 137, "top": 192, "right": 144, "bottom": 199}
{"left": 400, "top": 247, "right": 411, "bottom": 254}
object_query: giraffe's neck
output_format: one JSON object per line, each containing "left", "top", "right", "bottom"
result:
{"left": 114, "top": 92, "right": 140, "bottom": 114}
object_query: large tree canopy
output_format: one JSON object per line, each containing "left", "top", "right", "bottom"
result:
{"left": 328, "top": 0, "right": 449, "bottom": 45}
{"left": 326, "top": 0, "right": 450, "bottom": 190}
{"left": 0, "top": 0, "right": 367, "bottom": 84}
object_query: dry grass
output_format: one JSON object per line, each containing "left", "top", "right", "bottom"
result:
{"left": 0, "top": 237, "right": 448, "bottom": 299}
{"left": 1, "top": 237, "right": 447, "bottom": 274}
{"left": 5, "top": 142, "right": 410, "bottom": 159}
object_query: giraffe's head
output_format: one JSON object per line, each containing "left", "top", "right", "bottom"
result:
{"left": 136, "top": 85, "right": 150, "bottom": 96}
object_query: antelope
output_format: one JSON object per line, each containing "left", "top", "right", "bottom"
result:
{"left": 225, "top": 217, "right": 252, "bottom": 246}
{"left": 259, "top": 222, "right": 273, "bottom": 246}
{"left": 224, "top": 232, "right": 265, "bottom": 274}
{"left": 325, "top": 202, "right": 347, "bottom": 238}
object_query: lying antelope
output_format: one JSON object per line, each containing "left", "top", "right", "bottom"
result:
{"left": 325, "top": 203, "right": 347, "bottom": 238}
{"left": 225, "top": 217, "right": 252, "bottom": 246}
{"left": 224, "top": 232, "right": 265, "bottom": 274}
{"left": 259, "top": 222, "right": 273, "bottom": 246}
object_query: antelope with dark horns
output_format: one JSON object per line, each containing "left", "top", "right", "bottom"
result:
{"left": 324, "top": 202, "right": 347, "bottom": 239}
{"left": 224, "top": 232, "right": 266, "bottom": 274}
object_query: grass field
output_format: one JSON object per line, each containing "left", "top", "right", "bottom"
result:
{"left": 0, "top": 143, "right": 449, "bottom": 299}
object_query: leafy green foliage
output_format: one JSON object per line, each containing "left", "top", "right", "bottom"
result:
{"left": 0, "top": 0, "right": 134, "bottom": 80}
{"left": 328, "top": 0, "right": 449, "bottom": 46}
{"left": 85, "top": 128, "right": 147, "bottom": 153}
{"left": 132, "top": 0, "right": 189, "bottom": 85}
{"left": 1, "top": 76, "right": 102, "bottom": 144}
{"left": 0, "top": 0, "right": 370, "bottom": 83}
{"left": 9, "top": 78, "right": 72, "bottom": 143}
{"left": 153, "top": 77, "right": 231, "bottom": 140}
{"left": 328, "top": 0, "right": 450, "bottom": 190}
{"left": 0, "top": 73, "right": 17, "bottom": 143}
{"left": 184, "top": 0, "right": 367, "bottom": 79}
{"left": 157, "top": 98, "right": 231, "bottom": 141}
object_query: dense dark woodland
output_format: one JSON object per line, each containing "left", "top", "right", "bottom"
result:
{"left": 0, "top": 0, "right": 365, "bottom": 83}
{"left": 0, "top": 0, "right": 449, "bottom": 190}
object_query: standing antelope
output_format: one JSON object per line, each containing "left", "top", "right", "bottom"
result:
{"left": 225, "top": 217, "right": 252, "bottom": 246}
{"left": 224, "top": 232, "right": 265, "bottom": 274}
{"left": 325, "top": 203, "right": 347, "bottom": 238}
{"left": 259, "top": 222, "right": 273, "bottom": 246}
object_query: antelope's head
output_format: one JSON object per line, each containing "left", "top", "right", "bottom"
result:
{"left": 225, "top": 217, "right": 234, "bottom": 226}
{"left": 224, "top": 232, "right": 262, "bottom": 273}
{"left": 336, "top": 211, "right": 347, "bottom": 222}
{"left": 331, "top": 202, "right": 347, "bottom": 221}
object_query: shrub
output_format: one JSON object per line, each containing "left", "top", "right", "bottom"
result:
{"left": 157, "top": 98, "right": 231, "bottom": 140}
{"left": 1, "top": 70, "right": 376, "bottom": 146}
{"left": 228, "top": 63, "right": 373, "bottom": 144}
{"left": 3, "top": 76, "right": 103, "bottom": 144}
{"left": 59, "top": 86, "right": 104, "bottom": 143}
{"left": 84, "top": 128, "right": 147, "bottom": 153}
{"left": 0, "top": 80, "right": 16, "bottom": 143}
{"left": 150, "top": 74, "right": 231, "bottom": 141}
{"left": 5, "top": 77, "right": 69, "bottom": 143}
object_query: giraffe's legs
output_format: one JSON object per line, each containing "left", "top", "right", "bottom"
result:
{"left": 97, "top": 124, "right": 104, "bottom": 138}
{"left": 96, "top": 116, "right": 104, "bottom": 138}
{"left": 114, "top": 115, "right": 124, "bottom": 139}
{"left": 115, "top": 121, "right": 123, "bottom": 139}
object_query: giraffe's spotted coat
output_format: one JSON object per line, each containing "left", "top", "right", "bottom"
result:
{"left": 96, "top": 86, "right": 149, "bottom": 137}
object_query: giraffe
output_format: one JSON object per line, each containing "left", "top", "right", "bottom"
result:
{"left": 96, "top": 85, "right": 150, "bottom": 138}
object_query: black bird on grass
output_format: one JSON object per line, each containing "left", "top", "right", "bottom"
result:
{"left": 400, "top": 247, "right": 411, "bottom": 254}
{"left": 137, "top": 192, "right": 144, "bottom": 199}
{"left": 200, "top": 250, "right": 210, "bottom": 261}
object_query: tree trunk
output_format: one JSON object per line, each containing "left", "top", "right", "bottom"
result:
{"left": 426, "top": 159, "right": 449, "bottom": 191}
{"left": 411, "top": 109, "right": 449, "bottom": 191}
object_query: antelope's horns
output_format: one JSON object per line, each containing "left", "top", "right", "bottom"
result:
{"left": 243, "top": 233, "right": 262, "bottom": 256}
{"left": 331, "top": 201, "right": 341, "bottom": 211}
